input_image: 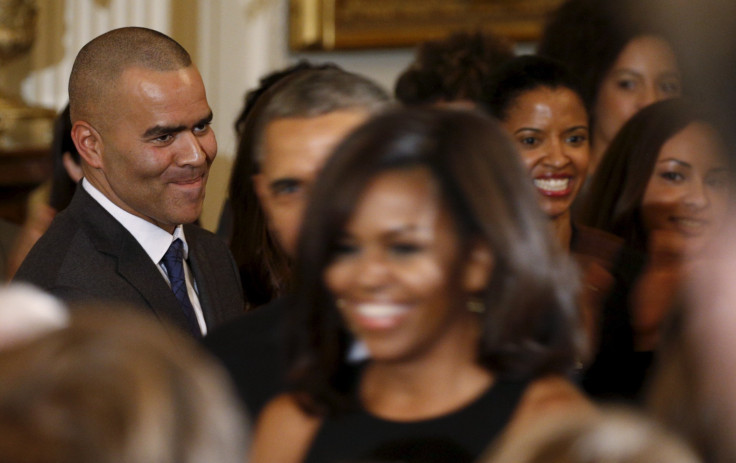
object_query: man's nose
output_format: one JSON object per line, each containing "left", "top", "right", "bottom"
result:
{"left": 177, "top": 132, "right": 207, "bottom": 166}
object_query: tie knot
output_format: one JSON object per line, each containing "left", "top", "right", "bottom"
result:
{"left": 163, "top": 238, "right": 184, "bottom": 264}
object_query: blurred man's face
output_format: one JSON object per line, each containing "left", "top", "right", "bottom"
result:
{"left": 253, "top": 110, "right": 370, "bottom": 256}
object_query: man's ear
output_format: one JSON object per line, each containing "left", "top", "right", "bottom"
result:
{"left": 71, "top": 121, "right": 103, "bottom": 169}
{"left": 462, "top": 241, "right": 494, "bottom": 293}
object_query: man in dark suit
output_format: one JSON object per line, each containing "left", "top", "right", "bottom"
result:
{"left": 14, "top": 27, "right": 244, "bottom": 337}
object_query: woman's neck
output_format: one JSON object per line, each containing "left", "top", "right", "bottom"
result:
{"left": 359, "top": 322, "right": 492, "bottom": 421}
{"left": 551, "top": 213, "right": 573, "bottom": 251}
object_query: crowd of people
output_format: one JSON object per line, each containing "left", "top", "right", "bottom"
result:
{"left": 1, "top": 0, "right": 735, "bottom": 461}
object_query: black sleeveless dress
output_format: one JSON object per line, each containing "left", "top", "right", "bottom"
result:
{"left": 303, "top": 378, "right": 530, "bottom": 463}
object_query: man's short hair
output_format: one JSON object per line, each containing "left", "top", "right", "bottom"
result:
{"left": 253, "top": 67, "right": 391, "bottom": 164}
{"left": 68, "top": 27, "right": 192, "bottom": 124}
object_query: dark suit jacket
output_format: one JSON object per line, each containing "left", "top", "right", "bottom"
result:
{"left": 14, "top": 186, "right": 245, "bottom": 334}
{"left": 203, "top": 295, "right": 291, "bottom": 418}
{"left": 204, "top": 294, "right": 365, "bottom": 419}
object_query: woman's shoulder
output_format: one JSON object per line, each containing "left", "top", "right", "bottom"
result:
{"left": 522, "top": 375, "right": 592, "bottom": 409}
{"left": 250, "top": 393, "right": 323, "bottom": 463}
{"left": 503, "top": 375, "right": 595, "bottom": 441}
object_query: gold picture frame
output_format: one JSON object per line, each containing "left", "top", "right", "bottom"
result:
{"left": 289, "top": 0, "right": 564, "bottom": 50}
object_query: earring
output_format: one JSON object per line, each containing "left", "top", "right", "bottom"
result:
{"left": 467, "top": 298, "right": 485, "bottom": 314}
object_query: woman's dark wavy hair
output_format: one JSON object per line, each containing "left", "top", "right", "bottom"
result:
{"left": 395, "top": 31, "right": 513, "bottom": 106}
{"left": 227, "top": 61, "right": 339, "bottom": 309}
{"left": 538, "top": 0, "right": 677, "bottom": 116}
{"left": 484, "top": 55, "right": 586, "bottom": 122}
{"left": 287, "top": 107, "right": 584, "bottom": 415}
{"left": 580, "top": 98, "right": 718, "bottom": 251}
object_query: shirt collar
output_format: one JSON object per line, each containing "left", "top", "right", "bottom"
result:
{"left": 82, "top": 178, "right": 189, "bottom": 263}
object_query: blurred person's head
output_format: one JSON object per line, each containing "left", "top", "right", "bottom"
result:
{"left": 0, "top": 283, "right": 68, "bottom": 350}
{"left": 251, "top": 67, "right": 390, "bottom": 258}
{"left": 581, "top": 99, "right": 730, "bottom": 255}
{"left": 538, "top": 0, "right": 682, "bottom": 171}
{"left": 231, "top": 66, "right": 389, "bottom": 310}
{"left": 0, "top": 307, "right": 249, "bottom": 463}
{"left": 289, "top": 107, "right": 583, "bottom": 413}
{"left": 227, "top": 61, "right": 342, "bottom": 308}
{"left": 591, "top": 36, "right": 680, "bottom": 164}
{"left": 394, "top": 31, "right": 513, "bottom": 108}
{"left": 484, "top": 406, "right": 701, "bottom": 463}
{"left": 486, "top": 55, "right": 589, "bottom": 242}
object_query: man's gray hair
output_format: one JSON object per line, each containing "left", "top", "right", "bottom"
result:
{"left": 254, "top": 67, "right": 391, "bottom": 164}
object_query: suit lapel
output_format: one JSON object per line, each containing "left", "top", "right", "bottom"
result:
{"left": 114, "top": 237, "right": 192, "bottom": 332}
{"left": 185, "top": 227, "right": 221, "bottom": 326}
{"left": 74, "top": 187, "right": 193, "bottom": 332}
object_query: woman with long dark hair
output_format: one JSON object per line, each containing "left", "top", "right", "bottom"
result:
{"left": 250, "top": 108, "right": 591, "bottom": 463}
{"left": 581, "top": 98, "right": 731, "bottom": 399}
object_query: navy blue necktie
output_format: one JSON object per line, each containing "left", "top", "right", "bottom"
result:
{"left": 161, "top": 239, "right": 201, "bottom": 338}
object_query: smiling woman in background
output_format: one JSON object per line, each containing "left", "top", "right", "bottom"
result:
{"left": 583, "top": 99, "right": 730, "bottom": 291}
{"left": 250, "top": 108, "right": 592, "bottom": 463}
{"left": 486, "top": 55, "right": 623, "bottom": 359}
{"left": 581, "top": 98, "right": 731, "bottom": 400}
{"left": 486, "top": 55, "right": 590, "bottom": 250}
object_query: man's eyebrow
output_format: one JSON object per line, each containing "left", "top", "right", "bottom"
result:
{"left": 143, "top": 123, "right": 185, "bottom": 139}
{"left": 198, "top": 112, "right": 214, "bottom": 126}
{"left": 142, "top": 112, "right": 213, "bottom": 139}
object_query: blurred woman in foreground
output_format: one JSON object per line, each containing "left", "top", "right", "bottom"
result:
{"left": 251, "top": 108, "right": 591, "bottom": 463}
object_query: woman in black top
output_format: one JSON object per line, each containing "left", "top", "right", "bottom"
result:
{"left": 250, "top": 108, "right": 592, "bottom": 463}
